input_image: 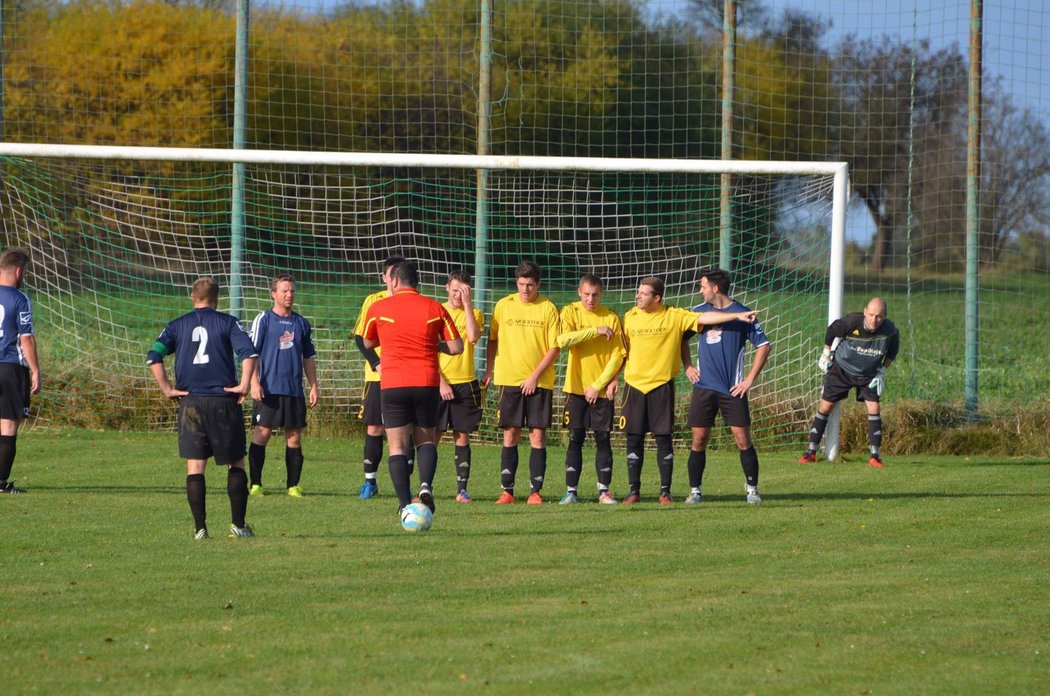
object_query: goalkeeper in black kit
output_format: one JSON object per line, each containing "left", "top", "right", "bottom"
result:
{"left": 799, "top": 297, "right": 900, "bottom": 467}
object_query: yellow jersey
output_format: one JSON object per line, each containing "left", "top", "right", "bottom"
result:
{"left": 353, "top": 289, "right": 389, "bottom": 383}
{"left": 622, "top": 304, "right": 704, "bottom": 393}
{"left": 489, "top": 293, "right": 560, "bottom": 390}
{"left": 439, "top": 304, "right": 485, "bottom": 384}
{"left": 558, "top": 302, "right": 626, "bottom": 395}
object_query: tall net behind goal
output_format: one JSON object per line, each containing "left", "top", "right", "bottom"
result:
{"left": 0, "top": 147, "right": 844, "bottom": 450}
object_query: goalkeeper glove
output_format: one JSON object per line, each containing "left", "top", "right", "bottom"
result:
{"left": 818, "top": 348, "right": 833, "bottom": 373}
{"left": 868, "top": 367, "right": 886, "bottom": 397}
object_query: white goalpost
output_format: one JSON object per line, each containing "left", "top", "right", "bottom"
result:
{"left": 0, "top": 143, "right": 847, "bottom": 455}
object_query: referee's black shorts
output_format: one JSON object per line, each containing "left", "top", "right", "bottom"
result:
{"left": 382, "top": 386, "right": 441, "bottom": 429}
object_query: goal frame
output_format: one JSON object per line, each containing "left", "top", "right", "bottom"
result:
{"left": 0, "top": 143, "right": 849, "bottom": 457}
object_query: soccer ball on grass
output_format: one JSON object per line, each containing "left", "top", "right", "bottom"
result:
{"left": 400, "top": 502, "right": 434, "bottom": 532}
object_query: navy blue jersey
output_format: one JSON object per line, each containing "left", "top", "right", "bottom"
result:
{"left": 0, "top": 285, "right": 34, "bottom": 366}
{"left": 147, "top": 308, "right": 257, "bottom": 396}
{"left": 249, "top": 309, "right": 316, "bottom": 397}
{"left": 689, "top": 300, "right": 770, "bottom": 397}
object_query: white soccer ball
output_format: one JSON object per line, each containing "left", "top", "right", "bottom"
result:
{"left": 400, "top": 502, "right": 434, "bottom": 533}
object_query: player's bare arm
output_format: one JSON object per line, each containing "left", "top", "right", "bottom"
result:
{"left": 730, "top": 342, "right": 771, "bottom": 398}
{"left": 304, "top": 355, "right": 319, "bottom": 408}
{"left": 681, "top": 339, "right": 700, "bottom": 384}
{"left": 521, "top": 347, "right": 559, "bottom": 395}
{"left": 149, "top": 362, "right": 188, "bottom": 400}
{"left": 19, "top": 334, "right": 42, "bottom": 394}
{"left": 459, "top": 284, "right": 481, "bottom": 344}
{"left": 481, "top": 338, "right": 497, "bottom": 387}
{"left": 224, "top": 356, "right": 258, "bottom": 404}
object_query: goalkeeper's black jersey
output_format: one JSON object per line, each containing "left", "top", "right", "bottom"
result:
{"left": 825, "top": 313, "right": 900, "bottom": 380}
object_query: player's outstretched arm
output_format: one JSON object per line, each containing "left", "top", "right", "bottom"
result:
{"left": 697, "top": 309, "right": 757, "bottom": 326}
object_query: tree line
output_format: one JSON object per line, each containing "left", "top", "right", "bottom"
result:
{"left": 2, "top": 0, "right": 1047, "bottom": 272}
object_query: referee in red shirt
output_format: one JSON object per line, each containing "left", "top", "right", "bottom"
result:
{"left": 362, "top": 261, "right": 463, "bottom": 514}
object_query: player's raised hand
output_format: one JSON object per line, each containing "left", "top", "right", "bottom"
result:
{"left": 596, "top": 325, "right": 613, "bottom": 340}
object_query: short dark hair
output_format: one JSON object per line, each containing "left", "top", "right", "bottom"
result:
{"left": 0, "top": 248, "right": 30, "bottom": 272}
{"left": 389, "top": 260, "right": 419, "bottom": 288}
{"left": 270, "top": 273, "right": 295, "bottom": 291}
{"left": 447, "top": 268, "right": 472, "bottom": 285}
{"left": 639, "top": 276, "right": 664, "bottom": 300}
{"left": 699, "top": 267, "right": 731, "bottom": 296}
{"left": 382, "top": 255, "right": 407, "bottom": 273}
{"left": 579, "top": 273, "right": 603, "bottom": 289}
{"left": 515, "top": 260, "right": 541, "bottom": 282}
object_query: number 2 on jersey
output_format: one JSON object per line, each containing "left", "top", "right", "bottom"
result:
{"left": 191, "top": 326, "right": 210, "bottom": 364}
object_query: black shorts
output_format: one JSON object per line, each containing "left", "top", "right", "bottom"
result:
{"left": 0, "top": 363, "right": 31, "bottom": 420}
{"left": 436, "top": 380, "right": 483, "bottom": 433}
{"left": 616, "top": 381, "right": 675, "bottom": 435}
{"left": 822, "top": 366, "right": 880, "bottom": 404}
{"left": 357, "top": 380, "right": 383, "bottom": 426}
{"left": 252, "top": 395, "right": 308, "bottom": 430}
{"left": 496, "top": 386, "right": 553, "bottom": 429}
{"left": 381, "top": 386, "right": 441, "bottom": 429}
{"left": 687, "top": 387, "right": 751, "bottom": 428}
{"left": 177, "top": 395, "right": 247, "bottom": 465}
{"left": 563, "top": 393, "right": 614, "bottom": 432}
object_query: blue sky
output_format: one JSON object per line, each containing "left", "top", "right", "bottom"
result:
{"left": 773, "top": 0, "right": 1048, "bottom": 111}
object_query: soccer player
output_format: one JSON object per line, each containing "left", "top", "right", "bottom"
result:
{"left": 681, "top": 268, "right": 771, "bottom": 505}
{"left": 247, "top": 274, "right": 319, "bottom": 497}
{"left": 147, "top": 277, "right": 258, "bottom": 540}
{"left": 555, "top": 274, "right": 626, "bottom": 505}
{"left": 361, "top": 261, "right": 462, "bottom": 514}
{"left": 436, "top": 269, "right": 484, "bottom": 503}
{"left": 620, "top": 276, "right": 757, "bottom": 504}
{"left": 481, "top": 260, "right": 560, "bottom": 505}
{"left": 0, "top": 248, "right": 42, "bottom": 495}
{"left": 799, "top": 297, "right": 900, "bottom": 467}
{"left": 352, "top": 255, "right": 405, "bottom": 499}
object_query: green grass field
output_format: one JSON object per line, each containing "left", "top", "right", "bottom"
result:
{"left": 2, "top": 431, "right": 1047, "bottom": 694}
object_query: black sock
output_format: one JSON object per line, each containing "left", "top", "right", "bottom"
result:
{"left": 416, "top": 443, "right": 438, "bottom": 490}
{"left": 626, "top": 434, "right": 644, "bottom": 494}
{"left": 363, "top": 434, "right": 383, "bottom": 476}
{"left": 565, "top": 428, "right": 585, "bottom": 490}
{"left": 808, "top": 412, "right": 829, "bottom": 452}
{"left": 655, "top": 434, "right": 673, "bottom": 495}
{"left": 688, "top": 449, "right": 707, "bottom": 489}
{"left": 406, "top": 438, "right": 416, "bottom": 477}
{"left": 0, "top": 434, "right": 16, "bottom": 482}
{"left": 186, "top": 473, "right": 206, "bottom": 532}
{"left": 740, "top": 446, "right": 759, "bottom": 487}
{"left": 388, "top": 454, "right": 412, "bottom": 508}
{"left": 868, "top": 415, "right": 883, "bottom": 455}
{"left": 454, "top": 445, "right": 471, "bottom": 491}
{"left": 227, "top": 467, "right": 248, "bottom": 528}
{"left": 248, "top": 442, "right": 266, "bottom": 487}
{"left": 500, "top": 446, "right": 518, "bottom": 493}
{"left": 285, "top": 447, "right": 304, "bottom": 488}
{"left": 594, "top": 431, "right": 613, "bottom": 489}
{"left": 529, "top": 447, "right": 547, "bottom": 494}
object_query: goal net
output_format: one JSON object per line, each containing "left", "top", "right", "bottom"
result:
{"left": 0, "top": 145, "right": 846, "bottom": 452}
